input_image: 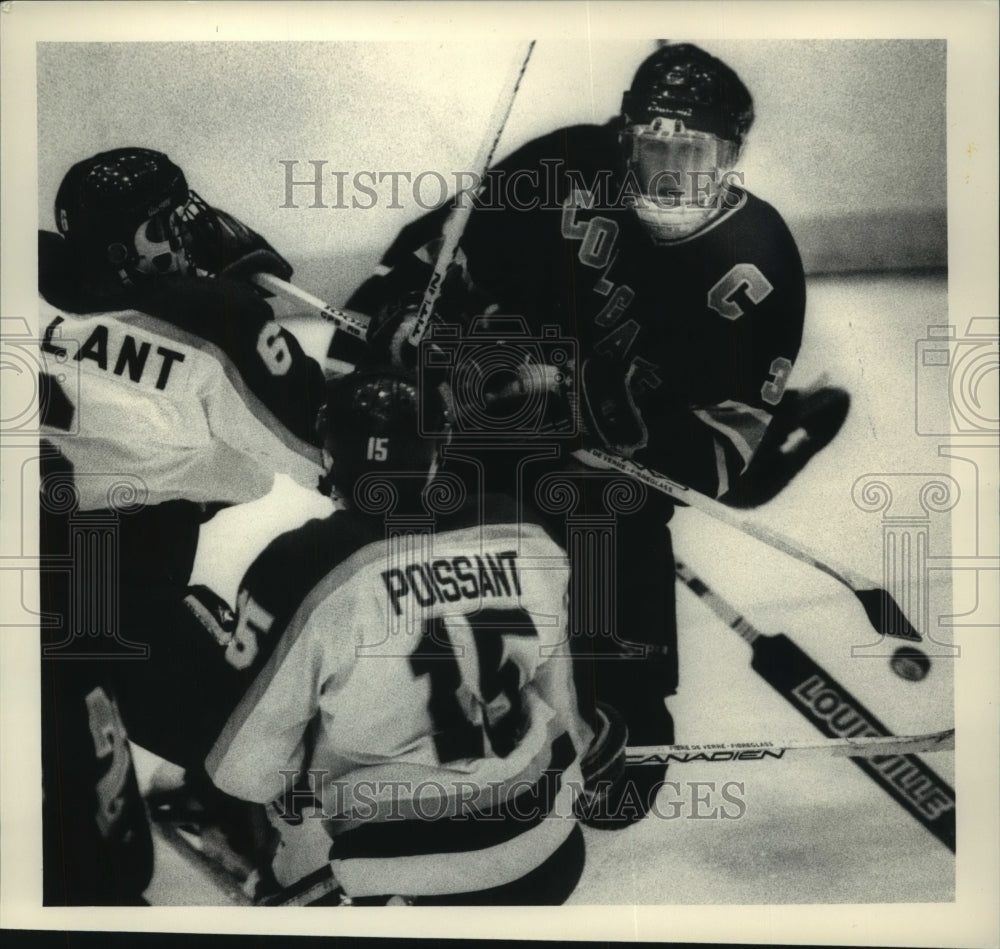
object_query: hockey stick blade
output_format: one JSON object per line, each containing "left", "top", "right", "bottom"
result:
{"left": 626, "top": 728, "right": 954, "bottom": 767}
{"left": 251, "top": 272, "right": 371, "bottom": 341}
{"left": 576, "top": 446, "right": 921, "bottom": 641}
{"left": 675, "top": 560, "right": 955, "bottom": 851}
{"left": 855, "top": 587, "right": 921, "bottom": 642}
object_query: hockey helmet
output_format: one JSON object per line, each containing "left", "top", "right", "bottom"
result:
{"left": 316, "top": 369, "right": 451, "bottom": 506}
{"left": 620, "top": 44, "right": 754, "bottom": 242}
{"left": 55, "top": 148, "right": 199, "bottom": 286}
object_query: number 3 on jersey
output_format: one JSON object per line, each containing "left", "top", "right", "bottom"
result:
{"left": 761, "top": 356, "right": 793, "bottom": 406}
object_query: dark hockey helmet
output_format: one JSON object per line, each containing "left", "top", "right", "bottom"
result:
{"left": 620, "top": 44, "right": 754, "bottom": 242}
{"left": 621, "top": 43, "right": 754, "bottom": 145}
{"left": 55, "top": 148, "right": 199, "bottom": 286}
{"left": 316, "top": 368, "right": 451, "bottom": 506}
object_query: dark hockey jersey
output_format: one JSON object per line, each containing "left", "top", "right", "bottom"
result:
{"left": 38, "top": 231, "right": 326, "bottom": 510}
{"left": 207, "top": 493, "right": 590, "bottom": 897}
{"left": 349, "top": 124, "right": 806, "bottom": 498}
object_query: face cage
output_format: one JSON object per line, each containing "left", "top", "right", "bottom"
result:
{"left": 116, "top": 191, "right": 211, "bottom": 283}
{"left": 171, "top": 190, "right": 225, "bottom": 276}
{"left": 622, "top": 119, "right": 740, "bottom": 241}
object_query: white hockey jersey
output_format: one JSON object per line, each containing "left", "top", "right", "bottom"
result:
{"left": 207, "top": 496, "right": 590, "bottom": 897}
{"left": 38, "top": 277, "right": 325, "bottom": 512}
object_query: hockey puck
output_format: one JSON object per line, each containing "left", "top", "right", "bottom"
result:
{"left": 890, "top": 646, "right": 931, "bottom": 682}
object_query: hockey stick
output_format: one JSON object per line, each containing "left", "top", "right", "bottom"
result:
{"left": 407, "top": 40, "right": 536, "bottom": 347}
{"left": 673, "top": 559, "right": 956, "bottom": 851}
{"left": 251, "top": 272, "right": 371, "bottom": 341}
{"left": 256, "top": 863, "right": 350, "bottom": 907}
{"left": 250, "top": 727, "right": 957, "bottom": 907}
{"left": 576, "top": 446, "right": 921, "bottom": 642}
{"left": 149, "top": 820, "right": 255, "bottom": 906}
{"left": 625, "top": 729, "right": 955, "bottom": 765}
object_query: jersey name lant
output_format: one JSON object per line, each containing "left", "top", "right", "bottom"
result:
{"left": 43, "top": 314, "right": 187, "bottom": 392}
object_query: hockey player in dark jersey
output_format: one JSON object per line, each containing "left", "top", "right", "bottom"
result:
{"left": 347, "top": 44, "right": 845, "bottom": 820}
{"left": 206, "top": 369, "right": 599, "bottom": 904}
{"left": 38, "top": 148, "right": 328, "bottom": 901}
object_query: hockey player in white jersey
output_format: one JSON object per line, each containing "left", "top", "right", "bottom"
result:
{"left": 38, "top": 148, "right": 328, "bottom": 902}
{"left": 39, "top": 148, "right": 332, "bottom": 750}
{"left": 207, "top": 369, "right": 597, "bottom": 904}
{"left": 40, "top": 147, "right": 326, "bottom": 511}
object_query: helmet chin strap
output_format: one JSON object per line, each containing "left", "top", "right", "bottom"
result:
{"left": 633, "top": 200, "right": 727, "bottom": 243}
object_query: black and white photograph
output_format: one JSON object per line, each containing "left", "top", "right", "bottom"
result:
{"left": 1, "top": 1, "right": 997, "bottom": 944}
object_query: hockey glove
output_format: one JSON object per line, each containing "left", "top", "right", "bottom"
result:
{"left": 721, "top": 384, "right": 850, "bottom": 509}
{"left": 363, "top": 259, "right": 498, "bottom": 369}
{"left": 364, "top": 293, "right": 422, "bottom": 370}
{"left": 573, "top": 702, "right": 631, "bottom": 829}
{"left": 579, "top": 355, "right": 649, "bottom": 456}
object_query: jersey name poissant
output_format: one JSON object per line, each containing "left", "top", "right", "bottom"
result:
{"left": 382, "top": 550, "right": 522, "bottom": 615}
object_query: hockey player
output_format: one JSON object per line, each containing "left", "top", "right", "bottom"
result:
{"left": 347, "top": 44, "right": 845, "bottom": 820}
{"left": 38, "top": 148, "right": 327, "bottom": 900}
{"left": 40, "top": 147, "right": 326, "bottom": 513}
{"left": 206, "top": 369, "right": 597, "bottom": 904}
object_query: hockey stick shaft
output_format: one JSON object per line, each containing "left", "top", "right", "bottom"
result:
{"left": 251, "top": 272, "right": 371, "bottom": 341}
{"left": 257, "top": 862, "right": 347, "bottom": 907}
{"left": 260, "top": 720, "right": 955, "bottom": 907}
{"left": 408, "top": 41, "right": 536, "bottom": 347}
{"left": 577, "top": 447, "right": 920, "bottom": 641}
{"left": 674, "top": 559, "right": 956, "bottom": 851}
{"left": 625, "top": 729, "right": 955, "bottom": 766}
